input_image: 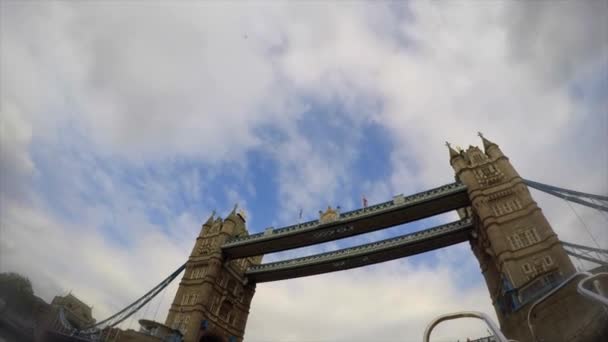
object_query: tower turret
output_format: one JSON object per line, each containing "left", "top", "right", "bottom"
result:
{"left": 223, "top": 205, "right": 245, "bottom": 236}
{"left": 213, "top": 216, "right": 223, "bottom": 229}
{"left": 447, "top": 142, "right": 467, "bottom": 172}
{"left": 450, "top": 134, "right": 580, "bottom": 342}
{"left": 478, "top": 132, "right": 504, "bottom": 159}
{"left": 200, "top": 211, "right": 216, "bottom": 237}
{"left": 166, "top": 208, "right": 262, "bottom": 342}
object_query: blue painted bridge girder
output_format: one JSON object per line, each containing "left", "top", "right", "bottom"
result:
{"left": 246, "top": 218, "right": 474, "bottom": 283}
{"left": 222, "top": 182, "right": 469, "bottom": 258}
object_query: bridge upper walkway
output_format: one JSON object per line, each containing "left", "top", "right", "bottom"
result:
{"left": 246, "top": 218, "right": 473, "bottom": 282}
{"left": 222, "top": 182, "right": 469, "bottom": 258}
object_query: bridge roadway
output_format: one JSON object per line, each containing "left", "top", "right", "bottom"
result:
{"left": 222, "top": 182, "right": 469, "bottom": 258}
{"left": 245, "top": 218, "right": 474, "bottom": 282}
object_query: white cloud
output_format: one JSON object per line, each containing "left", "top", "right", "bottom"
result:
{"left": 2, "top": 2, "right": 293, "bottom": 162}
{"left": 504, "top": 0, "right": 608, "bottom": 86}
{"left": 0, "top": 198, "right": 187, "bottom": 319}
{"left": 1, "top": 1, "right": 606, "bottom": 342}
{"left": 0, "top": 101, "right": 35, "bottom": 201}
{"left": 249, "top": 249, "right": 493, "bottom": 342}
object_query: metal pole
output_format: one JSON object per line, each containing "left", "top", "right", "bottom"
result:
{"left": 423, "top": 311, "right": 510, "bottom": 342}
{"left": 577, "top": 273, "right": 608, "bottom": 306}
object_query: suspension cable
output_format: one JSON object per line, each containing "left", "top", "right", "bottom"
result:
{"left": 140, "top": 287, "right": 153, "bottom": 320}
{"left": 126, "top": 306, "right": 137, "bottom": 332}
{"left": 561, "top": 241, "right": 608, "bottom": 253}
{"left": 562, "top": 241, "right": 608, "bottom": 266}
{"left": 537, "top": 185, "right": 608, "bottom": 212}
{"left": 153, "top": 282, "right": 169, "bottom": 323}
{"left": 567, "top": 247, "right": 586, "bottom": 271}
{"left": 524, "top": 179, "right": 608, "bottom": 201}
{"left": 564, "top": 199, "right": 604, "bottom": 262}
{"left": 565, "top": 249, "right": 607, "bottom": 266}
{"left": 77, "top": 263, "right": 186, "bottom": 336}
{"left": 591, "top": 198, "right": 608, "bottom": 223}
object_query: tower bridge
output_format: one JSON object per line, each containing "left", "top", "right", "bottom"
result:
{"left": 61, "top": 134, "right": 608, "bottom": 342}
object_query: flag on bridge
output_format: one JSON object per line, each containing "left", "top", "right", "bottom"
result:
{"left": 299, "top": 208, "right": 303, "bottom": 220}
{"left": 362, "top": 195, "right": 368, "bottom": 208}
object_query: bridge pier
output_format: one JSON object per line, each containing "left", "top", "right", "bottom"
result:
{"left": 165, "top": 210, "right": 262, "bottom": 342}
{"left": 449, "top": 135, "right": 607, "bottom": 341}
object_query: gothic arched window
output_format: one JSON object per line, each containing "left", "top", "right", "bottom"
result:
{"left": 219, "top": 300, "right": 233, "bottom": 321}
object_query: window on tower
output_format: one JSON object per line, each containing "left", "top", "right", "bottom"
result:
{"left": 526, "top": 230, "right": 540, "bottom": 244}
{"left": 191, "top": 267, "right": 205, "bottom": 279}
{"left": 181, "top": 315, "right": 190, "bottom": 335}
{"left": 481, "top": 165, "right": 493, "bottom": 176}
{"left": 511, "top": 234, "right": 523, "bottom": 249}
{"left": 210, "top": 295, "right": 221, "bottom": 314}
{"left": 472, "top": 153, "right": 484, "bottom": 163}
{"left": 509, "top": 228, "right": 541, "bottom": 251}
{"left": 518, "top": 271, "right": 562, "bottom": 304}
{"left": 172, "top": 314, "right": 182, "bottom": 330}
{"left": 518, "top": 231, "right": 530, "bottom": 246}
{"left": 219, "top": 300, "right": 233, "bottom": 321}
{"left": 513, "top": 198, "right": 522, "bottom": 209}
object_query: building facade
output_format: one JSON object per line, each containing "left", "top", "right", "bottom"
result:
{"left": 165, "top": 209, "right": 262, "bottom": 342}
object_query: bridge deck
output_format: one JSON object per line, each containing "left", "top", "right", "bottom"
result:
{"left": 222, "top": 182, "right": 469, "bottom": 258}
{"left": 246, "top": 218, "right": 474, "bottom": 283}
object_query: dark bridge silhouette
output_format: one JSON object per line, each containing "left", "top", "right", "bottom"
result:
{"left": 222, "top": 182, "right": 469, "bottom": 258}
{"left": 245, "top": 218, "right": 474, "bottom": 282}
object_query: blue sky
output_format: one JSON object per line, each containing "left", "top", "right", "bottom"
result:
{"left": 1, "top": 1, "right": 607, "bottom": 341}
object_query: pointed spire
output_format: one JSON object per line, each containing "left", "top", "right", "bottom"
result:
{"left": 203, "top": 211, "right": 215, "bottom": 227}
{"left": 228, "top": 203, "right": 239, "bottom": 218}
{"left": 226, "top": 203, "right": 241, "bottom": 223}
{"left": 446, "top": 141, "right": 460, "bottom": 160}
{"left": 478, "top": 132, "right": 497, "bottom": 151}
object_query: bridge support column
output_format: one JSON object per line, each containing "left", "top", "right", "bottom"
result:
{"left": 448, "top": 134, "right": 607, "bottom": 342}
{"left": 165, "top": 210, "right": 262, "bottom": 342}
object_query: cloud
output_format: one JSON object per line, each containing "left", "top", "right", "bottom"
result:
{"left": 0, "top": 197, "right": 187, "bottom": 319}
{"left": 2, "top": 1, "right": 292, "bottom": 162}
{"left": 504, "top": 0, "right": 608, "bottom": 85}
{"left": 249, "top": 247, "right": 493, "bottom": 342}
{"left": 1, "top": 1, "right": 606, "bottom": 342}
{"left": 0, "top": 101, "right": 35, "bottom": 201}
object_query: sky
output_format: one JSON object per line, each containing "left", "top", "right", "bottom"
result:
{"left": 1, "top": 1, "right": 607, "bottom": 341}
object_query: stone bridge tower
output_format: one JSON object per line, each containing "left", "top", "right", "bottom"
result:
{"left": 448, "top": 134, "right": 606, "bottom": 341}
{"left": 165, "top": 208, "right": 262, "bottom": 342}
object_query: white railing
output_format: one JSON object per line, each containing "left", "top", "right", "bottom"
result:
{"left": 422, "top": 311, "right": 513, "bottom": 342}
{"left": 577, "top": 272, "right": 608, "bottom": 306}
{"left": 526, "top": 271, "right": 592, "bottom": 341}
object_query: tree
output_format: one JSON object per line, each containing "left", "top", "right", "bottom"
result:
{"left": 0, "top": 272, "right": 36, "bottom": 315}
